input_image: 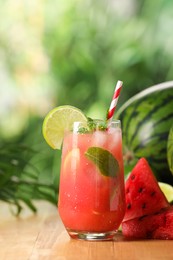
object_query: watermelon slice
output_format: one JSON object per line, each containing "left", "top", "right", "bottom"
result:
{"left": 122, "top": 206, "right": 173, "bottom": 239}
{"left": 123, "top": 158, "right": 169, "bottom": 222}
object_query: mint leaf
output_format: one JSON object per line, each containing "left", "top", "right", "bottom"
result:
{"left": 77, "top": 118, "right": 107, "bottom": 134}
{"left": 87, "top": 118, "right": 107, "bottom": 132}
{"left": 77, "top": 127, "right": 89, "bottom": 134}
{"left": 85, "top": 147, "right": 119, "bottom": 177}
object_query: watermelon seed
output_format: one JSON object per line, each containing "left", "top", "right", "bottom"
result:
{"left": 127, "top": 203, "right": 131, "bottom": 209}
{"left": 138, "top": 187, "right": 143, "bottom": 193}
{"left": 142, "top": 203, "right": 146, "bottom": 209}
{"left": 150, "top": 191, "right": 156, "bottom": 197}
{"left": 163, "top": 215, "right": 167, "bottom": 224}
{"left": 146, "top": 231, "right": 153, "bottom": 238}
{"left": 154, "top": 208, "right": 165, "bottom": 215}
{"left": 126, "top": 188, "right": 130, "bottom": 194}
{"left": 139, "top": 216, "right": 146, "bottom": 221}
{"left": 130, "top": 174, "right": 135, "bottom": 180}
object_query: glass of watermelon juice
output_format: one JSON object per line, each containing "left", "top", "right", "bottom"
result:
{"left": 58, "top": 119, "right": 125, "bottom": 241}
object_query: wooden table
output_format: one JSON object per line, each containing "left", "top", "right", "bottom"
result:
{"left": 0, "top": 201, "right": 173, "bottom": 260}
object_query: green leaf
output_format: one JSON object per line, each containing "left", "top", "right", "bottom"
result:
{"left": 0, "top": 140, "right": 57, "bottom": 216}
{"left": 85, "top": 147, "right": 119, "bottom": 177}
{"left": 77, "top": 118, "right": 107, "bottom": 134}
{"left": 87, "top": 118, "right": 107, "bottom": 132}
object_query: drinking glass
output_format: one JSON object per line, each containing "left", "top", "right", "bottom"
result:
{"left": 58, "top": 120, "right": 125, "bottom": 241}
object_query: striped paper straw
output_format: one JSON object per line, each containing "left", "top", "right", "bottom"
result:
{"left": 107, "top": 80, "right": 123, "bottom": 124}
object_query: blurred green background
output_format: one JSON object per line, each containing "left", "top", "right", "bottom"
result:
{"left": 1, "top": 0, "right": 173, "bottom": 214}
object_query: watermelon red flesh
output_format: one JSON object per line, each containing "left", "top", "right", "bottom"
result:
{"left": 122, "top": 206, "right": 173, "bottom": 240}
{"left": 123, "top": 158, "right": 169, "bottom": 222}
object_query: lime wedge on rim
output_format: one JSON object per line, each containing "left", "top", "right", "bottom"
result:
{"left": 42, "top": 105, "right": 87, "bottom": 149}
{"left": 159, "top": 182, "right": 173, "bottom": 203}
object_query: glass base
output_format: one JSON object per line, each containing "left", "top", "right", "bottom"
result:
{"left": 67, "top": 229, "right": 117, "bottom": 241}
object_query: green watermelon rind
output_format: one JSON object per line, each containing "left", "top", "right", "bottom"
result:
{"left": 167, "top": 125, "right": 173, "bottom": 174}
{"left": 116, "top": 81, "right": 173, "bottom": 117}
{"left": 115, "top": 81, "right": 173, "bottom": 183}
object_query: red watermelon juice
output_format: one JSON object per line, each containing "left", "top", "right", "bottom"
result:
{"left": 58, "top": 120, "right": 125, "bottom": 240}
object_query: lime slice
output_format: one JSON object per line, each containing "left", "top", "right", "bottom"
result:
{"left": 42, "top": 105, "right": 87, "bottom": 149}
{"left": 63, "top": 148, "right": 80, "bottom": 172}
{"left": 159, "top": 182, "right": 173, "bottom": 203}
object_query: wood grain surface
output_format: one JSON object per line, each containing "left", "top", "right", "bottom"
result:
{"left": 0, "top": 201, "right": 173, "bottom": 260}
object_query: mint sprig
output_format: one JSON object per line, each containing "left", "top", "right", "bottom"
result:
{"left": 87, "top": 118, "right": 107, "bottom": 131}
{"left": 77, "top": 118, "right": 107, "bottom": 134}
{"left": 85, "top": 146, "right": 119, "bottom": 177}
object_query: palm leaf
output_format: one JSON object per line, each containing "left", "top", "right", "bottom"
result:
{"left": 0, "top": 140, "right": 57, "bottom": 215}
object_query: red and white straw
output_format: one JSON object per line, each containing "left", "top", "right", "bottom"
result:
{"left": 107, "top": 80, "right": 123, "bottom": 124}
